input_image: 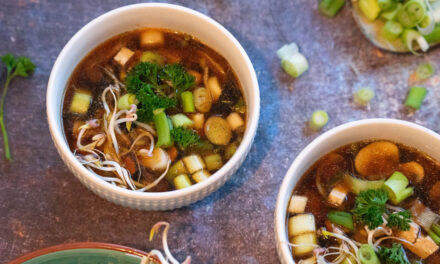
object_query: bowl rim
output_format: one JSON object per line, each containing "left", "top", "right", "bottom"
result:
{"left": 46, "top": 3, "right": 260, "bottom": 201}
{"left": 274, "top": 118, "right": 440, "bottom": 263}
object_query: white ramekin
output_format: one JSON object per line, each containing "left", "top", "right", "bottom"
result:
{"left": 274, "top": 118, "right": 440, "bottom": 264}
{"left": 47, "top": 3, "right": 260, "bottom": 211}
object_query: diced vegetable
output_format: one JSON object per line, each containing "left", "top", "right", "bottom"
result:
{"left": 193, "top": 87, "right": 212, "bottom": 113}
{"left": 399, "top": 161, "right": 424, "bottom": 183}
{"left": 140, "top": 51, "right": 164, "bottom": 66}
{"left": 224, "top": 142, "right": 238, "bottom": 160}
{"left": 114, "top": 47, "right": 135, "bottom": 66}
{"left": 288, "top": 214, "right": 316, "bottom": 237}
{"left": 140, "top": 30, "right": 164, "bottom": 46}
{"left": 204, "top": 116, "right": 232, "bottom": 145}
{"left": 428, "top": 230, "right": 440, "bottom": 245}
{"left": 69, "top": 91, "right": 92, "bottom": 114}
{"left": 355, "top": 141, "right": 399, "bottom": 180}
{"left": 288, "top": 195, "right": 308, "bottom": 214}
{"left": 226, "top": 112, "right": 245, "bottom": 131}
{"left": 117, "top": 93, "right": 138, "bottom": 110}
{"left": 192, "top": 170, "right": 211, "bottom": 183}
{"left": 181, "top": 91, "right": 195, "bottom": 113}
{"left": 318, "top": 0, "right": 346, "bottom": 17}
{"left": 397, "top": 0, "right": 426, "bottom": 28}
{"left": 308, "top": 110, "right": 329, "bottom": 131}
{"left": 171, "top": 114, "right": 194, "bottom": 128}
{"left": 173, "top": 174, "right": 192, "bottom": 189}
{"left": 139, "top": 148, "right": 170, "bottom": 172}
{"left": 384, "top": 171, "right": 414, "bottom": 204}
{"left": 165, "top": 160, "right": 187, "bottom": 182}
{"left": 378, "top": 0, "right": 395, "bottom": 11}
{"left": 280, "top": 53, "right": 309, "bottom": 78}
{"left": 405, "top": 86, "right": 427, "bottom": 110}
{"left": 204, "top": 154, "right": 223, "bottom": 171}
{"left": 358, "top": 244, "right": 380, "bottom": 264}
{"left": 191, "top": 113, "right": 205, "bottom": 130}
{"left": 381, "top": 21, "right": 403, "bottom": 41}
{"left": 346, "top": 174, "right": 385, "bottom": 194}
{"left": 381, "top": 4, "right": 402, "bottom": 21}
{"left": 327, "top": 211, "right": 354, "bottom": 231}
{"left": 154, "top": 111, "right": 173, "bottom": 147}
{"left": 291, "top": 233, "right": 318, "bottom": 257}
{"left": 402, "top": 29, "right": 429, "bottom": 55}
{"left": 432, "top": 223, "right": 440, "bottom": 237}
{"left": 424, "top": 25, "right": 440, "bottom": 43}
{"left": 396, "top": 222, "right": 420, "bottom": 243}
{"left": 354, "top": 87, "right": 375, "bottom": 105}
{"left": 182, "top": 154, "right": 206, "bottom": 174}
{"left": 415, "top": 63, "right": 435, "bottom": 80}
{"left": 409, "top": 199, "right": 439, "bottom": 231}
{"left": 359, "top": 0, "right": 381, "bottom": 21}
{"left": 327, "top": 184, "right": 348, "bottom": 207}
{"left": 403, "top": 235, "right": 439, "bottom": 259}
{"left": 207, "top": 76, "right": 222, "bottom": 102}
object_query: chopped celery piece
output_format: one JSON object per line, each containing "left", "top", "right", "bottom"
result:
{"left": 154, "top": 111, "right": 172, "bottom": 147}
{"left": 397, "top": 0, "right": 426, "bottom": 28}
{"left": 381, "top": 3, "right": 401, "bottom": 20}
{"left": 354, "top": 87, "right": 375, "bottom": 105}
{"left": 378, "top": 0, "right": 395, "bottom": 11}
{"left": 327, "top": 211, "right": 354, "bottom": 231}
{"left": 346, "top": 174, "right": 385, "bottom": 194}
{"left": 69, "top": 92, "right": 92, "bottom": 114}
{"left": 424, "top": 25, "right": 440, "bottom": 43}
{"left": 429, "top": 230, "right": 440, "bottom": 245}
{"left": 173, "top": 174, "right": 192, "bottom": 189}
{"left": 171, "top": 114, "right": 193, "bottom": 128}
{"left": 117, "top": 93, "right": 138, "bottom": 110}
{"left": 358, "top": 244, "right": 380, "bottom": 264}
{"left": 165, "top": 160, "right": 187, "bottom": 182}
{"left": 384, "top": 171, "right": 414, "bottom": 204}
{"left": 309, "top": 110, "right": 329, "bottom": 131}
{"left": 280, "top": 53, "right": 309, "bottom": 78}
{"left": 181, "top": 91, "right": 195, "bottom": 113}
{"left": 415, "top": 63, "right": 435, "bottom": 80}
{"left": 359, "top": 0, "right": 381, "bottom": 21}
{"left": 140, "top": 51, "right": 164, "bottom": 66}
{"left": 405, "top": 86, "right": 427, "bottom": 110}
{"left": 319, "top": 0, "right": 346, "bottom": 17}
{"left": 381, "top": 21, "right": 403, "bottom": 41}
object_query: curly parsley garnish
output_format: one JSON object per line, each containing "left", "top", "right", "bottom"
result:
{"left": 378, "top": 243, "right": 410, "bottom": 264}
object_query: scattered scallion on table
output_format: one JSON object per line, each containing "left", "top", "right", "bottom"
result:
{"left": 0, "top": 53, "right": 35, "bottom": 161}
{"left": 318, "top": 0, "right": 346, "bottom": 17}
{"left": 415, "top": 63, "right": 435, "bottom": 80}
{"left": 405, "top": 86, "right": 427, "bottom": 110}
{"left": 309, "top": 110, "right": 329, "bottom": 131}
{"left": 277, "top": 43, "right": 309, "bottom": 78}
{"left": 354, "top": 87, "right": 375, "bottom": 105}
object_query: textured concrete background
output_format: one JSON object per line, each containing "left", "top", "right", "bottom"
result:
{"left": 1, "top": 0, "right": 440, "bottom": 263}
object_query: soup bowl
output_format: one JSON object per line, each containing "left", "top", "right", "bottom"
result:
{"left": 47, "top": 3, "right": 259, "bottom": 210}
{"left": 274, "top": 118, "right": 440, "bottom": 263}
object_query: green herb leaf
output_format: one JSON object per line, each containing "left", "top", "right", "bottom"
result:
{"left": 135, "top": 84, "right": 176, "bottom": 122}
{"left": 387, "top": 210, "right": 412, "bottom": 231}
{"left": 160, "top": 63, "right": 195, "bottom": 94}
{"left": 377, "top": 243, "right": 410, "bottom": 264}
{"left": 171, "top": 127, "right": 200, "bottom": 150}
{"left": 352, "top": 189, "right": 389, "bottom": 229}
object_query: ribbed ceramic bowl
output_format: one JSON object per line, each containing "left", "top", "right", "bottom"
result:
{"left": 274, "top": 118, "right": 440, "bottom": 264}
{"left": 47, "top": 3, "right": 259, "bottom": 210}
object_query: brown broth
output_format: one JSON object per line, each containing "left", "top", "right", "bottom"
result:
{"left": 288, "top": 140, "right": 440, "bottom": 263}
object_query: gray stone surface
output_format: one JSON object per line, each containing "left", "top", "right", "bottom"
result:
{"left": 1, "top": 0, "right": 440, "bottom": 263}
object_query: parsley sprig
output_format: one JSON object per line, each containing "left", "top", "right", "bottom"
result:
{"left": 378, "top": 243, "right": 410, "bottom": 264}
{"left": 0, "top": 53, "right": 35, "bottom": 161}
{"left": 171, "top": 127, "right": 200, "bottom": 150}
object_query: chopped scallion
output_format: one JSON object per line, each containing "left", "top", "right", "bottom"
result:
{"left": 309, "top": 110, "right": 329, "bottom": 131}
{"left": 319, "top": 0, "right": 346, "bottom": 17}
{"left": 378, "top": 0, "right": 395, "bottom": 11}
{"left": 432, "top": 223, "right": 440, "bottom": 237}
{"left": 327, "top": 211, "right": 354, "bottom": 231}
{"left": 358, "top": 244, "right": 380, "bottom": 264}
{"left": 181, "top": 91, "right": 195, "bottom": 113}
{"left": 381, "top": 20, "right": 403, "bottom": 41}
{"left": 358, "top": 0, "right": 381, "bottom": 21}
{"left": 354, "top": 87, "right": 375, "bottom": 105}
{"left": 405, "top": 86, "right": 427, "bottom": 109}
{"left": 277, "top": 43, "right": 309, "bottom": 78}
{"left": 415, "top": 63, "right": 435, "bottom": 80}
{"left": 383, "top": 171, "right": 414, "bottom": 204}
{"left": 397, "top": 0, "right": 426, "bottom": 28}
{"left": 154, "top": 111, "right": 172, "bottom": 147}
{"left": 428, "top": 230, "right": 440, "bottom": 245}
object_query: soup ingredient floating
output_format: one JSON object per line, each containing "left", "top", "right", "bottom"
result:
{"left": 0, "top": 53, "right": 35, "bottom": 161}
{"left": 63, "top": 29, "right": 246, "bottom": 192}
{"left": 286, "top": 140, "right": 440, "bottom": 263}
{"left": 277, "top": 42, "right": 309, "bottom": 78}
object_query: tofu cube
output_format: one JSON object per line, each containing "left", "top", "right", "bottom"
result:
{"left": 226, "top": 112, "right": 245, "bottom": 131}
{"left": 396, "top": 222, "right": 420, "bottom": 244}
{"left": 207, "top": 76, "right": 222, "bottom": 102}
{"left": 140, "top": 30, "right": 164, "bottom": 47}
{"left": 288, "top": 195, "right": 308, "bottom": 214}
{"left": 404, "top": 235, "right": 439, "bottom": 259}
{"left": 291, "top": 233, "right": 317, "bottom": 257}
{"left": 327, "top": 184, "right": 348, "bottom": 207}
{"left": 114, "top": 47, "right": 134, "bottom": 66}
{"left": 288, "top": 214, "right": 316, "bottom": 237}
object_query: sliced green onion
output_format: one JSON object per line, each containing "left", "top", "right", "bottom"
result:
{"left": 428, "top": 230, "right": 440, "bottom": 245}
{"left": 354, "top": 87, "right": 375, "bottom": 105}
{"left": 140, "top": 51, "right": 164, "bottom": 66}
{"left": 384, "top": 171, "right": 414, "bottom": 205}
{"left": 405, "top": 86, "right": 427, "bottom": 109}
{"left": 397, "top": 0, "right": 426, "bottom": 28}
{"left": 424, "top": 25, "right": 440, "bottom": 43}
{"left": 276, "top": 43, "right": 299, "bottom": 59}
{"left": 181, "top": 91, "right": 195, "bottom": 113}
{"left": 171, "top": 114, "right": 193, "bottom": 128}
{"left": 432, "top": 223, "right": 440, "bottom": 237}
{"left": 165, "top": 160, "right": 187, "bottom": 182}
{"left": 154, "top": 111, "right": 172, "bottom": 147}
{"left": 402, "top": 29, "right": 429, "bottom": 55}
{"left": 117, "top": 93, "right": 138, "bottom": 110}
{"left": 327, "top": 211, "right": 354, "bottom": 231}
{"left": 416, "top": 63, "right": 435, "bottom": 80}
{"left": 319, "top": 0, "right": 346, "bottom": 17}
{"left": 381, "top": 3, "right": 402, "bottom": 21}
{"left": 280, "top": 53, "right": 309, "bottom": 78}
{"left": 309, "top": 110, "right": 329, "bottom": 131}
{"left": 359, "top": 0, "right": 381, "bottom": 21}
{"left": 378, "top": 0, "right": 396, "bottom": 11}
{"left": 358, "top": 244, "right": 380, "bottom": 264}
{"left": 381, "top": 21, "right": 403, "bottom": 41}
{"left": 173, "top": 174, "right": 192, "bottom": 189}
{"left": 345, "top": 174, "right": 385, "bottom": 195}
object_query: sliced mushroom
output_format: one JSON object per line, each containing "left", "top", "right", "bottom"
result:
{"left": 399, "top": 161, "right": 424, "bottom": 184}
{"left": 355, "top": 141, "right": 399, "bottom": 180}
{"left": 139, "top": 148, "right": 170, "bottom": 172}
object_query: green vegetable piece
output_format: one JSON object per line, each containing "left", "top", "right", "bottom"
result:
{"left": 428, "top": 230, "right": 440, "bottom": 245}
{"left": 401, "top": 29, "right": 429, "bottom": 54}
{"left": 171, "top": 114, "right": 193, "bottom": 128}
{"left": 171, "top": 127, "right": 200, "bottom": 150}
{"left": 424, "top": 25, "right": 440, "bottom": 43}
{"left": 405, "top": 86, "right": 427, "bottom": 110}
{"left": 225, "top": 142, "right": 238, "bottom": 160}
{"left": 165, "top": 160, "right": 187, "bottom": 182}
{"left": 154, "top": 111, "right": 172, "bottom": 147}
{"left": 181, "top": 91, "right": 195, "bottom": 113}
{"left": 140, "top": 51, "right": 164, "bottom": 66}
{"left": 173, "top": 174, "right": 192, "bottom": 189}
{"left": 280, "top": 54, "right": 309, "bottom": 78}
{"left": 377, "top": 243, "right": 410, "bottom": 264}
{"left": 233, "top": 97, "right": 246, "bottom": 114}
{"left": 0, "top": 53, "right": 35, "bottom": 161}
{"left": 327, "top": 211, "right": 354, "bottom": 231}
{"left": 397, "top": 0, "right": 426, "bottom": 28}
{"left": 419, "top": 15, "right": 431, "bottom": 29}
{"left": 69, "top": 92, "right": 92, "bottom": 114}
{"left": 346, "top": 174, "right": 384, "bottom": 195}
{"left": 204, "top": 154, "right": 223, "bottom": 171}
{"left": 309, "top": 110, "right": 329, "bottom": 131}
{"left": 378, "top": 0, "right": 395, "bottom": 11}
{"left": 383, "top": 171, "right": 414, "bottom": 204}
{"left": 387, "top": 210, "right": 412, "bottom": 230}
{"left": 352, "top": 189, "right": 389, "bottom": 229}
{"left": 381, "top": 21, "right": 403, "bottom": 41}
{"left": 432, "top": 223, "right": 440, "bottom": 237}
{"left": 117, "top": 93, "right": 138, "bottom": 110}
{"left": 415, "top": 63, "right": 435, "bottom": 80}
{"left": 318, "top": 0, "right": 346, "bottom": 17}
{"left": 354, "top": 87, "right": 375, "bottom": 105}
{"left": 359, "top": 0, "right": 381, "bottom": 21}
{"left": 359, "top": 244, "right": 380, "bottom": 264}
{"left": 381, "top": 3, "right": 402, "bottom": 20}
